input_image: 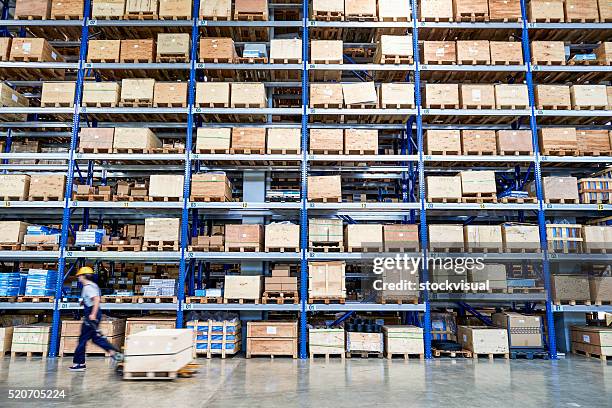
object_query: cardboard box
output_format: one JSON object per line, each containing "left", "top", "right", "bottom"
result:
{"left": 492, "top": 313, "right": 542, "bottom": 347}
{"left": 231, "top": 128, "right": 266, "bottom": 153}
{"left": 531, "top": 41, "right": 566, "bottom": 64}
{"left": 309, "top": 328, "right": 345, "bottom": 356}
{"left": 570, "top": 85, "right": 608, "bottom": 109}
{"left": 344, "top": 129, "right": 378, "bottom": 154}
{"left": 224, "top": 276, "right": 262, "bottom": 300}
{"left": 345, "top": 224, "right": 383, "bottom": 250}
{"left": 539, "top": 127, "right": 578, "bottom": 153}
{"left": 425, "top": 130, "right": 461, "bottom": 154}
{"left": 383, "top": 224, "right": 419, "bottom": 251}
{"left": 589, "top": 277, "right": 612, "bottom": 303}
{"left": 495, "top": 84, "right": 529, "bottom": 108}
{"left": 464, "top": 225, "right": 503, "bottom": 251}
{"left": 120, "top": 39, "right": 155, "bottom": 62}
{"left": 469, "top": 264, "right": 507, "bottom": 290}
{"left": 113, "top": 128, "right": 161, "bottom": 150}
{"left": 460, "top": 171, "right": 497, "bottom": 194}
{"left": 489, "top": 41, "right": 523, "bottom": 64}
{"left": 125, "top": 316, "right": 176, "bottom": 337}
{"left": 577, "top": 130, "right": 611, "bottom": 154}
{"left": 456, "top": 40, "right": 490, "bottom": 64}
{"left": 224, "top": 224, "right": 263, "bottom": 251}
{"left": 144, "top": 218, "right": 180, "bottom": 242}
{"left": 308, "top": 261, "right": 346, "bottom": 299}
{"left": 149, "top": 175, "right": 184, "bottom": 198}
{"left": 346, "top": 332, "right": 383, "bottom": 353}
{"left": 199, "top": 38, "right": 237, "bottom": 62}
{"left": 120, "top": 78, "right": 155, "bottom": 104}
{"left": 570, "top": 326, "right": 612, "bottom": 358}
{"left": 375, "top": 35, "right": 413, "bottom": 62}
{"left": 308, "top": 175, "right": 341, "bottom": 201}
{"left": 540, "top": 176, "right": 579, "bottom": 201}
{"left": 14, "top": 0, "right": 52, "bottom": 19}
{"left": 234, "top": 0, "right": 269, "bottom": 20}
{"left": 422, "top": 41, "right": 456, "bottom": 64}
{"left": 462, "top": 130, "right": 496, "bottom": 154}
{"left": 529, "top": 0, "right": 565, "bottom": 22}
{"left": 377, "top": 265, "right": 419, "bottom": 301}
{"left": 378, "top": 0, "right": 411, "bottom": 21}
{"left": 196, "top": 82, "right": 230, "bottom": 107}
{"left": 265, "top": 223, "right": 300, "bottom": 250}
{"left": 420, "top": 0, "right": 453, "bottom": 21}
{"left": 82, "top": 82, "right": 121, "bottom": 107}
{"left": 496, "top": 130, "right": 533, "bottom": 154}
{"left": 309, "top": 129, "right": 343, "bottom": 152}
{"left": 124, "top": 329, "right": 193, "bottom": 375}
{"left": 87, "top": 40, "right": 121, "bottom": 62}
{"left": 565, "top": 0, "right": 599, "bottom": 22}
{"left": 460, "top": 84, "right": 495, "bottom": 108}
{"left": 581, "top": 226, "right": 608, "bottom": 252}
{"left": 10, "top": 324, "right": 50, "bottom": 354}
{"left": 424, "top": 84, "right": 459, "bottom": 107}
{"left": 50, "top": 0, "right": 84, "bottom": 18}
{"left": 310, "top": 40, "right": 343, "bottom": 63}
{"left": 342, "top": 82, "right": 378, "bottom": 107}
{"left": 310, "top": 83, "right": 344, "bottom": 107}
{"left": 158, "top": 0, "right": 191, "bottom": 19}
{"left": 79, "top": 128, "right": 114, "bottom": 151}
{"left": 502, "top": 224, "right": 540, "bottom": 252}
{"left": 426, "top": 176, "right": 462, "bottom": 201}
{"left": 156, "top": 33, "right": 190, "bottom": 60}
{"left": 489, "top": 0, "right": 522, "bottom": 21}
{"left": 92, "top": 0, "right": 126, "bottom": 18}
{"left": 309, "top": 218, "right": 343, "bottom": 246}
{"left": 29, "top": 175, "right": 65, "bottom": 199}
{"left": 551, "top": 275, "right": 590, "bottom": 302}
{"left": 195, "top": 128, "right": 231, "bottom": 152}
{"left": 345, "top": 0, "right": 376, "bottom": 18}
{"left": 231, "top": 83, "right": 267, "bottom": 107}
{"left": 534, "top": 85, "right": 571, "bottom": 109}
{"left": 0, "top": 175, "right": 30, "bottom": 200}
{"left": 153, "top": 82, "right": 187, "bottom": 107}
{"left": 453, "top": 0, "right": 488, "bottom": 20}
{"left": 379, "top": 83, "right": 414, "bottom": 108}
{"left": 269, "top": 39, "right": 302, "bottom": 62}
{"left": 200, "top": 0, "right": 232, "bottom": 19}
{"left": 429, "top": 224, "right": 464, "bottom": 250}
{"left": 383, "top": 326, "right": 423, "bottom": 355}
{"left": 266, "top": 128, "right": 301, "bottom": 154}
{"left": 458, "top": 326, "right": 509, "bottom": 354}
{"left": 41, "top": 82, "right": 76, "bottom": 107}
{"left": 191, "top": 173, "right": 232, "bottom": 201}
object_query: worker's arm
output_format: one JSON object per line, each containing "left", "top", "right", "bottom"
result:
{"left": 89, "top": 295, "right": 100, "bottom": 321}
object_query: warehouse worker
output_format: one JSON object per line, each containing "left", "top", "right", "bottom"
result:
{"left": 69, "top": 266, "right": 123, "bottom": 371}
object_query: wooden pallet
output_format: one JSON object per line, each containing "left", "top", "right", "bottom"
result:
{"left": 428, "top": 197, "right": 462, "bottom": 203}
{"left": 541, "top": 149, "right": 579, "bottom": 156}
{"left": 146, "top": 196, "right": 182, "bottom": 202}
{"left": 0, "top": 244, "right": 22, "bottom": 250}
{"left": 383, "top": 246, "right": 420, "bottom": 253}
{"left": 11, "top": 350, "right": 48, "bottom": 358}
{"left": 123, "top": 363, "right": 199, "bottom": 380}
{"left": 188, "top": 245, "right": 224, "bottom": 252}
{"left": 1, "top": 195, "right": 25, "bottom": 201}
{"left": 262, "top": 291, "right": 299, "bottom": 304}
{"left": 21, "top": 244, "right": 60, "bottom": 251}
{"left": 264, "top": 246, "right": 300, "bottom": 253}
{"left": 346, "top": 351, "right": 383, "bottom": 358}
{"left": 427, "top": 150, "right": 460, "bottom": 155}
{"left": 101, "top": 244, "right": 141, "bottom": 252}
{"left": 510, "top": 348, "right": 549, "bottom": 360}
{"left": 313, "top": 11, "right": 343, "bottom": 21}
{"left": 0, "top": 296, "right": 17, "bottom": 302}
{"left": 379, "top": 297, "right": 419, "bottom": 305}
{"left": 308, "top": 297, "right": 345, "bottom": 304}
{"left": 73, "top": 194, "right": 112, "bottom": 201}
{"left": 461, "top": 193, "right": 498, "bottom": 203}
{"left": 142, "top": 241, "right": 179, "bottom": 251}
{"left": 571, "top": 348, "right": 608, "bottom": 362}
{"left": 593, "top": 300, "right": 612, "bottom": 306}
{"left": 553, "top": 299, "right": 592, "bottom": 306}
{"left": 308, "top": 242, "right": 343, "bottom": 252}
{"left": 309, "top": 352, "right": 345, "bottom": 359}
{"left": 223, "top": 298, "right": 260, "bottom": 304}
{"left": 347, "top": 246, "right": 384, "bottom": 253}
{"left": 185, "top": 296, "right": 223, "bottom": 304}
{"left": 499, "top": 196, "right": 538, "bottom": 204}
{"left": 225, "top": 246, "right": 260, "bottom": 252}
{"left": 385, "top": 352, "right": 425, "bottom": 360}
{"left": 544, "top": 198, "right": 580, "bottom": 204}
{"left": 28, "top": 195, "right": 62, "bottom": 201}
{"left": 472, "top": 352, "right": 510, "bottom": 360}
{"left": 246, "top": 352, "right": 297, "bottom": 359}
{"left": 432, "top": 348, "right": 473, "bottom": 358}
{"left": 136, "top": 296, "right": 177, "bottom": 304}
{"left": 465, "top": 247, "right": 502, "bottom": 253}
{"left": 18, "top": 296, "right": 54, "bottom": 303}
{"left": 499, "top": 150, "right": 533, "bottom": 156}
{"left": 101, "top": 295, "right": 137, "bottom": 303}
{"left": 119, "top": 99, "right": 152, "bottom": 107}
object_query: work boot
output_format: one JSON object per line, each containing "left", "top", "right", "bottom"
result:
{"left": 112, "top": 352, "right": 124, "bottom": 363}
{"left": 68, "top": 364, "right": 86, "bottom": 371}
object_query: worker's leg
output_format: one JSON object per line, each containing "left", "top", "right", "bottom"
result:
{"left": 73, "top": 321, "right": 94, "bottom": 365}
{"left": 90, "top": 328, "right": 119, "bottom": 353}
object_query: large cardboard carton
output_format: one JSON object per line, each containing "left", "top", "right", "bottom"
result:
{"left": 224, "top": 275, "right": 262, "bottom": 300}
{"left": 492, "top": 313, "right": 542, "bottom": 347}
{"left": 458, "top": 326, "right": 509, "bottom": 354}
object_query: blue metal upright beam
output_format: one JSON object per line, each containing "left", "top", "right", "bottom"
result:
{"left": 520, "top": 0, "right": 557, "bottom": 359}
{"left": 49, "top": 0, "right": 92, "bottom": 358}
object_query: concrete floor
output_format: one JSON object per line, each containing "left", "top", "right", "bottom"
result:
{"left": 0, "top": 356, "right": 610, "bottom": 408}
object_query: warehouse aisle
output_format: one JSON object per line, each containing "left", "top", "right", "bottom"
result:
{"left": 0, "top": 357, "right": 610, "bottom": 408}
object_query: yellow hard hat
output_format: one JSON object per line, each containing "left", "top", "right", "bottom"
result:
{"left": 76, "top": 266, "right": 94, "bottom": 276}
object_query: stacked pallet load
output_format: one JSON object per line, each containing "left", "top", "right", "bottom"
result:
{"left": 10, "top": 323, "right": 51, "bottom": 357}
{"left": 246, "top": 321, "right": 298, "bottom": 358}
{"left": 187, "top": 317, "right": 241, "bottom": 358}
{"left": 262, "top": 265, "right": 298, "bottom": 304}
{"left": 59, "top": 317, "right": 125, "bottom": 357}
{"left": 570, "top": 326, "right": 612, "bottom": 361}
{"left": 125, "top": 316, "right": 177, "bottom": 336}
{"left": 308, "top": 327, "right": 345, "bottom": 359}
{"left": 457, "top": 326, "right": 510, "bottom": 359}
{"left": 382, "top": 326, "right": 424, "bottom": 359}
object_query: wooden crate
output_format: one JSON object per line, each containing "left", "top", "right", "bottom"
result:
{"left": 378, "top": 0, "right": 411, "bottom": 21}
{"left": 50, "top": 0, "right": 83, "bottom": 19}
{"left": 153, "top": 82, "right": 187, "bottom": 107}
{"left": 424, "top": 84, "right": 459, "bottom": 108}
{"left": 383, "top": 224, "right": 419, "bottom": 251}
{"left": 231, "top": 128, "right": 266, "bottom": 153}
{"left": 82, "top": 82, "right": 120, "bottom": 107}
{"left": 551, "top": 275, "right": 590, "bottom": 303}
{"left": 266, "top": 128, "right": 300, "bottom": 154}
{"left": 531, "top": 41, "right": 566, "bottom": 65}
{"left": 577, "top": 130, "right": 611, "bottom": 155}
{"left": 489, "top": 41, "right": 523, "bottom": 65}
{"left": 565, "top": 0, "right": 599, "bottom": 22}
{"left": 534, "top": 85, "right": 571, "bottom": 109}
{"left": 453, "top": 0, "right": 488, "bottom": 21}
{"left": 488, "top": 0, "right": 522, "bottom": 21}
{"left": 582, "top": 226, "right": 608, "bottom": 252}
{"left": 311, "top": 0, "right": 344, "bottom": 20}
{"left": 156, "top": 33, "right": 190, "bottom": 61}
{"left": 494, "top": 84, "right": 529, "bottom": 108}
{"left": 191, "top": 173, "right": 232, "bottom": 201}
{"left": 374, "top": 35, "right": 413, "bottom": 63}
{"left": 539, "top": 127, "right": 578, "bottom": 154}
{"left": 457, "top": 326, "right": 509, "bottom": 354}
{"left": 114, "top": 128, "right": 161, "bottom": 151}
{"left": 528, "top": 0, "right": 565, "bottom": 22}
{"left": 120, "top": 78, "right": 154, "bottom": 105}
{"left": 345, "top": 224, "right": 383, "bottom": 251}
{"left": 265, "top": 223, "right": 300, "bottom": 251}
{"left": 199, "top": 38, "right": 237, "bottom": 63}
{"left": 0, "top": 83, "right": 28, "bottom": 107}
{"left": 464, "top": 225, "right": 503, "bottom": 251}
{"left": 120, "top": 39, "right": 155, "bottom": 62}
{"left": 231, "top": 83, "right": 267, "bottom": 108}
{"left": 149, "top": 175, "right": 184, "bottom": 199}
{"left": 425, "top": 130, "right": 461, "bottom": 154}
{"left": 10, "top": 324, "right": 50, "bottom": 355}
{"left": 14, "top": 0, "right": 52, "bottom": 19}
{"left": 196, "top": 128, "right": 231, "bottom": 152}
{"left": 309, "top": 129, "right": 343, "bottom": 153}
{"left": 125, "top": 0, "right": 158, "bottom": 18}
{"left": 344, "top": 129, "right": 378, "bottom": 154}
{"left": 594, "top": 42, "right": 612, "bottom": 65}
{"left": 420, "top": 0, "right": 453, "bottom": 21}
{"left": 346, "top": 332, "right": 383, "bottom": 353}
{"left": 224, "top": 276, "right": 262, "bottom": 300}
{"left": 79, "top": 128, "right": 114, "bottom": 151}
{"left": 309, "top": 328, "right": 345, "bottom": 357}
{"left": 125, "top": 316, "right": 176, "bottom": 337}
{"left": 422, "top": 41, "right": 456, "bottom": 64}
{"left": 460, "top": 84, "right": 495, "bottom": 108}
{"left": 234, "top": 0, "right": 269, "bottom": 20}
{"left": 310, "top": 40, "right": 343, "bottom": 63}
{"left": 308, "top": 175, "right": 341, "bottom": 201}
{"left": 0, "top": 175, "right": 30, "bottom": 200}
{"left": 0, "top": 221, "right": 28, "bottom": 243}
{"left": 309, "top": 218, "right": 344, "bottom": 247}
{"left": 342, "top": 82, "right": 378, "bottom": 107}
{"left": 1, "top": 327, "right": 14, "bottom": 356}
{"left": 61, "top": 318, "right": 125, "bottom": 337}
{"left": 456, "top": 40, "right": 490, "bottom": 64}
{"left": 200, "top": 0, "right": 232, "bottom": 19}
{"left": 546, "top": 224, "right": 583, "bottom": 253}
{"left": 600, "top": 0, "right": 612, "bottom": 21}
{"left": 269, "top": 39, "right": 302, "bottom": 62}
{"left": 379, "top": 83, "right": 414, "bottom": 108}
{"left": 246, "top": 321, "right": 297, "bottom": 358}
{"left": 195, "top": 82, "right": 230, "bottom": 107}
{"left": 29, "top": 175, "right": 65, "bottom": 200}
{"left": 377, "top": 265, "right": 419, "bottom": 302}
{"left": 224, "top": 224, "right": 263, "bottom": 251}
{"left": 462, "top": 130, "right": 497, "bottom": 154}
{"left": 578, "top": 177, "right": 611, "bottom": 204}
{"left": 426, "top": 176, "right": 462, "bottom": 201}
{"left": 383, "top": 326, "right": 423, "bottom": 356}
{"left": 10, "top": 38, "right": 62, "bottom": 62}
{"left": 541, "top": 176, "right": 579, "bottom": 202}
{"left": 92, "top": 0, "right": 126, "bottom": 18}
{"left": 41, "top": 81, "right": 76, "bottom": 107}
{"left": 144, "top": 218, "right": 180, "bottom": 242}
{"left": 308, "top": 261, "right": 346, "bottom": 299}
{"left": 310, "top": 83, "right": 344, "bottom": 107}
{"left": 87, "top": 40, "right": 120, "bottom": 62}
{"left": 589, "top": 277, "right": 612, "bottom": 303}
{"left": 502, "top": 223, "right": 541, "bottom": 252}
{"left": 0, "top": 38, "right": 10, "bottom": 61}
{"left": 571, "top": 326, "right": 612, "bottom": 359}
{"left": 461, "top": 171, "right": 496, "bottom": 195}
{"left": 345, "top": 0, "right": 377, "bottom": 19}
{"left": 159, "top": 0, "right": 191, "bottom": 19}
{"left": 570, "top": 85, "right": 608, "bottom": 109}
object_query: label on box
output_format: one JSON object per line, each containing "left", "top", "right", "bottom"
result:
{"left": 583, "top": 335, "right": 590, "bottom": 343}
{"left": 435, "top": 47, "right": 445, "bottom": 56}
{"left": 266, "top": 326, "right": 277, "bottom": 335}
{"left": 146, "top": 325, "right": 157, "bottom": 331}
{"left": 463, "top": 334, "right": 467, "bottom": 342}
{"left": 51, "top": 52, "right": 57, "bottom": 60}
{"left": 22, "top": 43, "right": 31, "bottom": 53}
{"left": 472, "top": 89, "right": 481, "bottom": 102}
{"left": 11, "top": 94, "right": 18, "bottom": 102}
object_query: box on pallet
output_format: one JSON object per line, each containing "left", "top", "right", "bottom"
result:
{"left": 10, "top": 38, "right": 62, "bottom": 62}
{"left": 199, "top": 38, "right": 237, "bottom": 62}
{"left": 41, "top": 82, "right": 76, "bottom": 107}
{"left": 429, "top": 224, "right": 464, "bottom": 250}
{"left": 342, "top": 82, "right": 378, "bottom": 106}
{"left": 495, "top": 84, "right": 529, "bottom": 108}
{"left": 224, "top": 224, "right": 263, "bottom": 251}
{"left": 571, "top": 326, "right": 612, "bottom": 359}
{"left": 87, "top": 40, "right": 121, "bottom": 62}
{"left": 496, "top": 130, "right": 533, "bottom": 154}
{"left": 246, "top": 321, "right": 297, "bottom": 358}
{"left": 375, "top": 35, "right": 413, "bottom": 62}
{"left": 462, "top": 130, "right": 497, "bottom": 154}
{"left": 266, "top": 128, "right": 301, "bottom": 154}
{"left": 200, "top": 0, "right": 232, "bottom": 19}
{"left": 310, "top": 40, "right": 343, "bottom": 63}
{"left": 231, "top": 83, "right": 267, "bottom": 107}
{"left": 489, "top": 0, "right": 522, "bottom": 21}
{"left": 0, "top": 221, "right": 29, "bottom": 244}
{"left": 265, "top": 223, "right": 300, "bottom": 250}
{"left": 377, "top": 265, "right": 419, "bottom": 302}
{"left": 345, "top": 0, "right": 376, "bottom": 18}
{"left": 456, "top": 40, "right": 490, "bottom": 64}
{"left": 187, "top": 319, "right": 241, "bottom": 357}
{"left": 383, "top": 326, "right": 423, "bottom": 355}
{"left": 424, "top": 130, "right": 461, "bottom": 154}
{"left": 502, "top": 223, "right": 540, "bottom": 252}
{"left": 11, "top": 324, "right": 50, "bottom": 355}
{"left": 120, "top": 78, "right": 154, "bottom": 104}
{"left": 534, "top": 85, "right": 571, "bottom": 109}
{"left": 460, "top": 171, "right": 497, "bottom": 195}
{"left": 469, "top": 264, "right": 507, "bottom": 290}
{"left": 309, "top": 328, "right": 345, "bottom": 356}
{"left": 191, "top": 173, "right": 232, "bottom": 201}
{"left": 582, "top": 226, "right": 608, "bottom": 252}
{"left": 196, "top": 82, "right": 230, "bottom": 107}
{"left": 422, "top": 41, "right": 456, "bottom": 64}
{"left": 460, "top": 84, "right": 495, "bottom": 108}
{"left": 594, "top": 42, "right": 612, "bottom": 64}
{"left": 51, "top": 0, "right": 84, "bottom": 18}
{"left": 536, "top": 176, "right": 579, "bottom": 202}
{"left": 310, "top": 83, "right": 344, "bottom": 107}
{"left": 196, "top": 128, "right": 231, "bottom": 152}
{"left": 464, "top": 225, "right": 503, "bottom": 251}
{"left": 529, "top": 0, "right": 565, "bottom": 22}
{"left": 309, "top": 218, "right": 343, "bottom": 247}
{"left": 153, "top": 82, "right": 187, "bottom": 107}
{"left": 492, "top": 313, "right": 542, "bottom": 347}
{"left": 600, "top": 0, "right": 612, "bottom": 21}
{"left": 125, "top": 316, "right": 177, "bottom": 336}
{"left": 551, "top": 275, "right": 590, "bottom": 303}
{"left": 383, "top": 224, "right": 419, "bottom": 251}
{"left": 346, "top": 331, "right": 383, "bottom": 353}
{"left": 29, "top": 175, "right": 65, "bottom": 200}
{"left": 269, "top": 39, "right": 302, "bottom": 62}
{"left": 156, "top": 33, "right": 190, "bottom": 60}
{"left": 113, "top": 128, "right": 161, "bottom": 151}
{"left": 379, "top": 83, "right": 414, "bottom": 108}
{"left": 234, "top": 0, "right": 269, "bottom": 20}
{"left": 92, "top": 0, "right": 126, "bottom": 18}
{"left": 424, "top": 84, "right": 459, "bottom": 107}
{"left": 539, "top": 127, "right": 578, "bottom": 153}
{"left": 79, "top": 128, "right": 114, "bottom": 151}
{"left": 120, "top": 39, "right": 155, "bottom": 62}
{"left": 0, "top": 175, "right": 30, "bottom": 200}
{"left": 453, "top": 0, "right": 488, "bottom": 20}
{"left": 345, "top": 224, "right": 383, "bottom": 250}
{"left": 490, "top": 41, "right": 523, "bottom": 64}
{"left": 570, "top": 85, "right": 608, "bottom": 109}
{"left": 308, "top": 175, "right": 341, "bottom": 201}
{"left": 565, "top": 0, "right": 599, "bottom": 22}
{"left": 144, "top": 218, "right": 180, "bottom": 242}
{"left": 14, "top": 0, "right": 52, "bottom": 19}
{"left": 148, "top": 175, "right": 184, "bottom": 198}
{"left": 420, "top": 0, "right": 453, "bottom": 21}
{"left": 158, "top": 0, "right": 191, "bottom": 19}
{"left": 458, "top": 326, "right": 509, "bottom": 354}
{"left": 577, "top": 130, "right": 611, "bottom": 154}
{"left": 589, "top": 277, "right": 612, "bottom": 303}
{"left": 82, "top": 82, "right": 121, "bottom": 106}
{"left": 124, "top": 329, "right": 193, "bottom": 377}
{"left": 344, "top": 129, "right": 378, "bottom": 154}
{"left": 125, "top": 0, "right": 158, "bottom": 16}
{"left": 231, "top": 128, "right": 266, "bottom": 153}
{"left": 224, "top": 276, "right": 262, "bottom": 300}
{"left": 377, "top": 0, "right": 411, "bottom": 21}
{"left": 308, "top": 261, "right": 346, "bottom": 299}
{"left": 426, "top": 176, "right": 462, "bottom": 201}
{"left": 531, "top": 41, "right": 566, "bottom": 64}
